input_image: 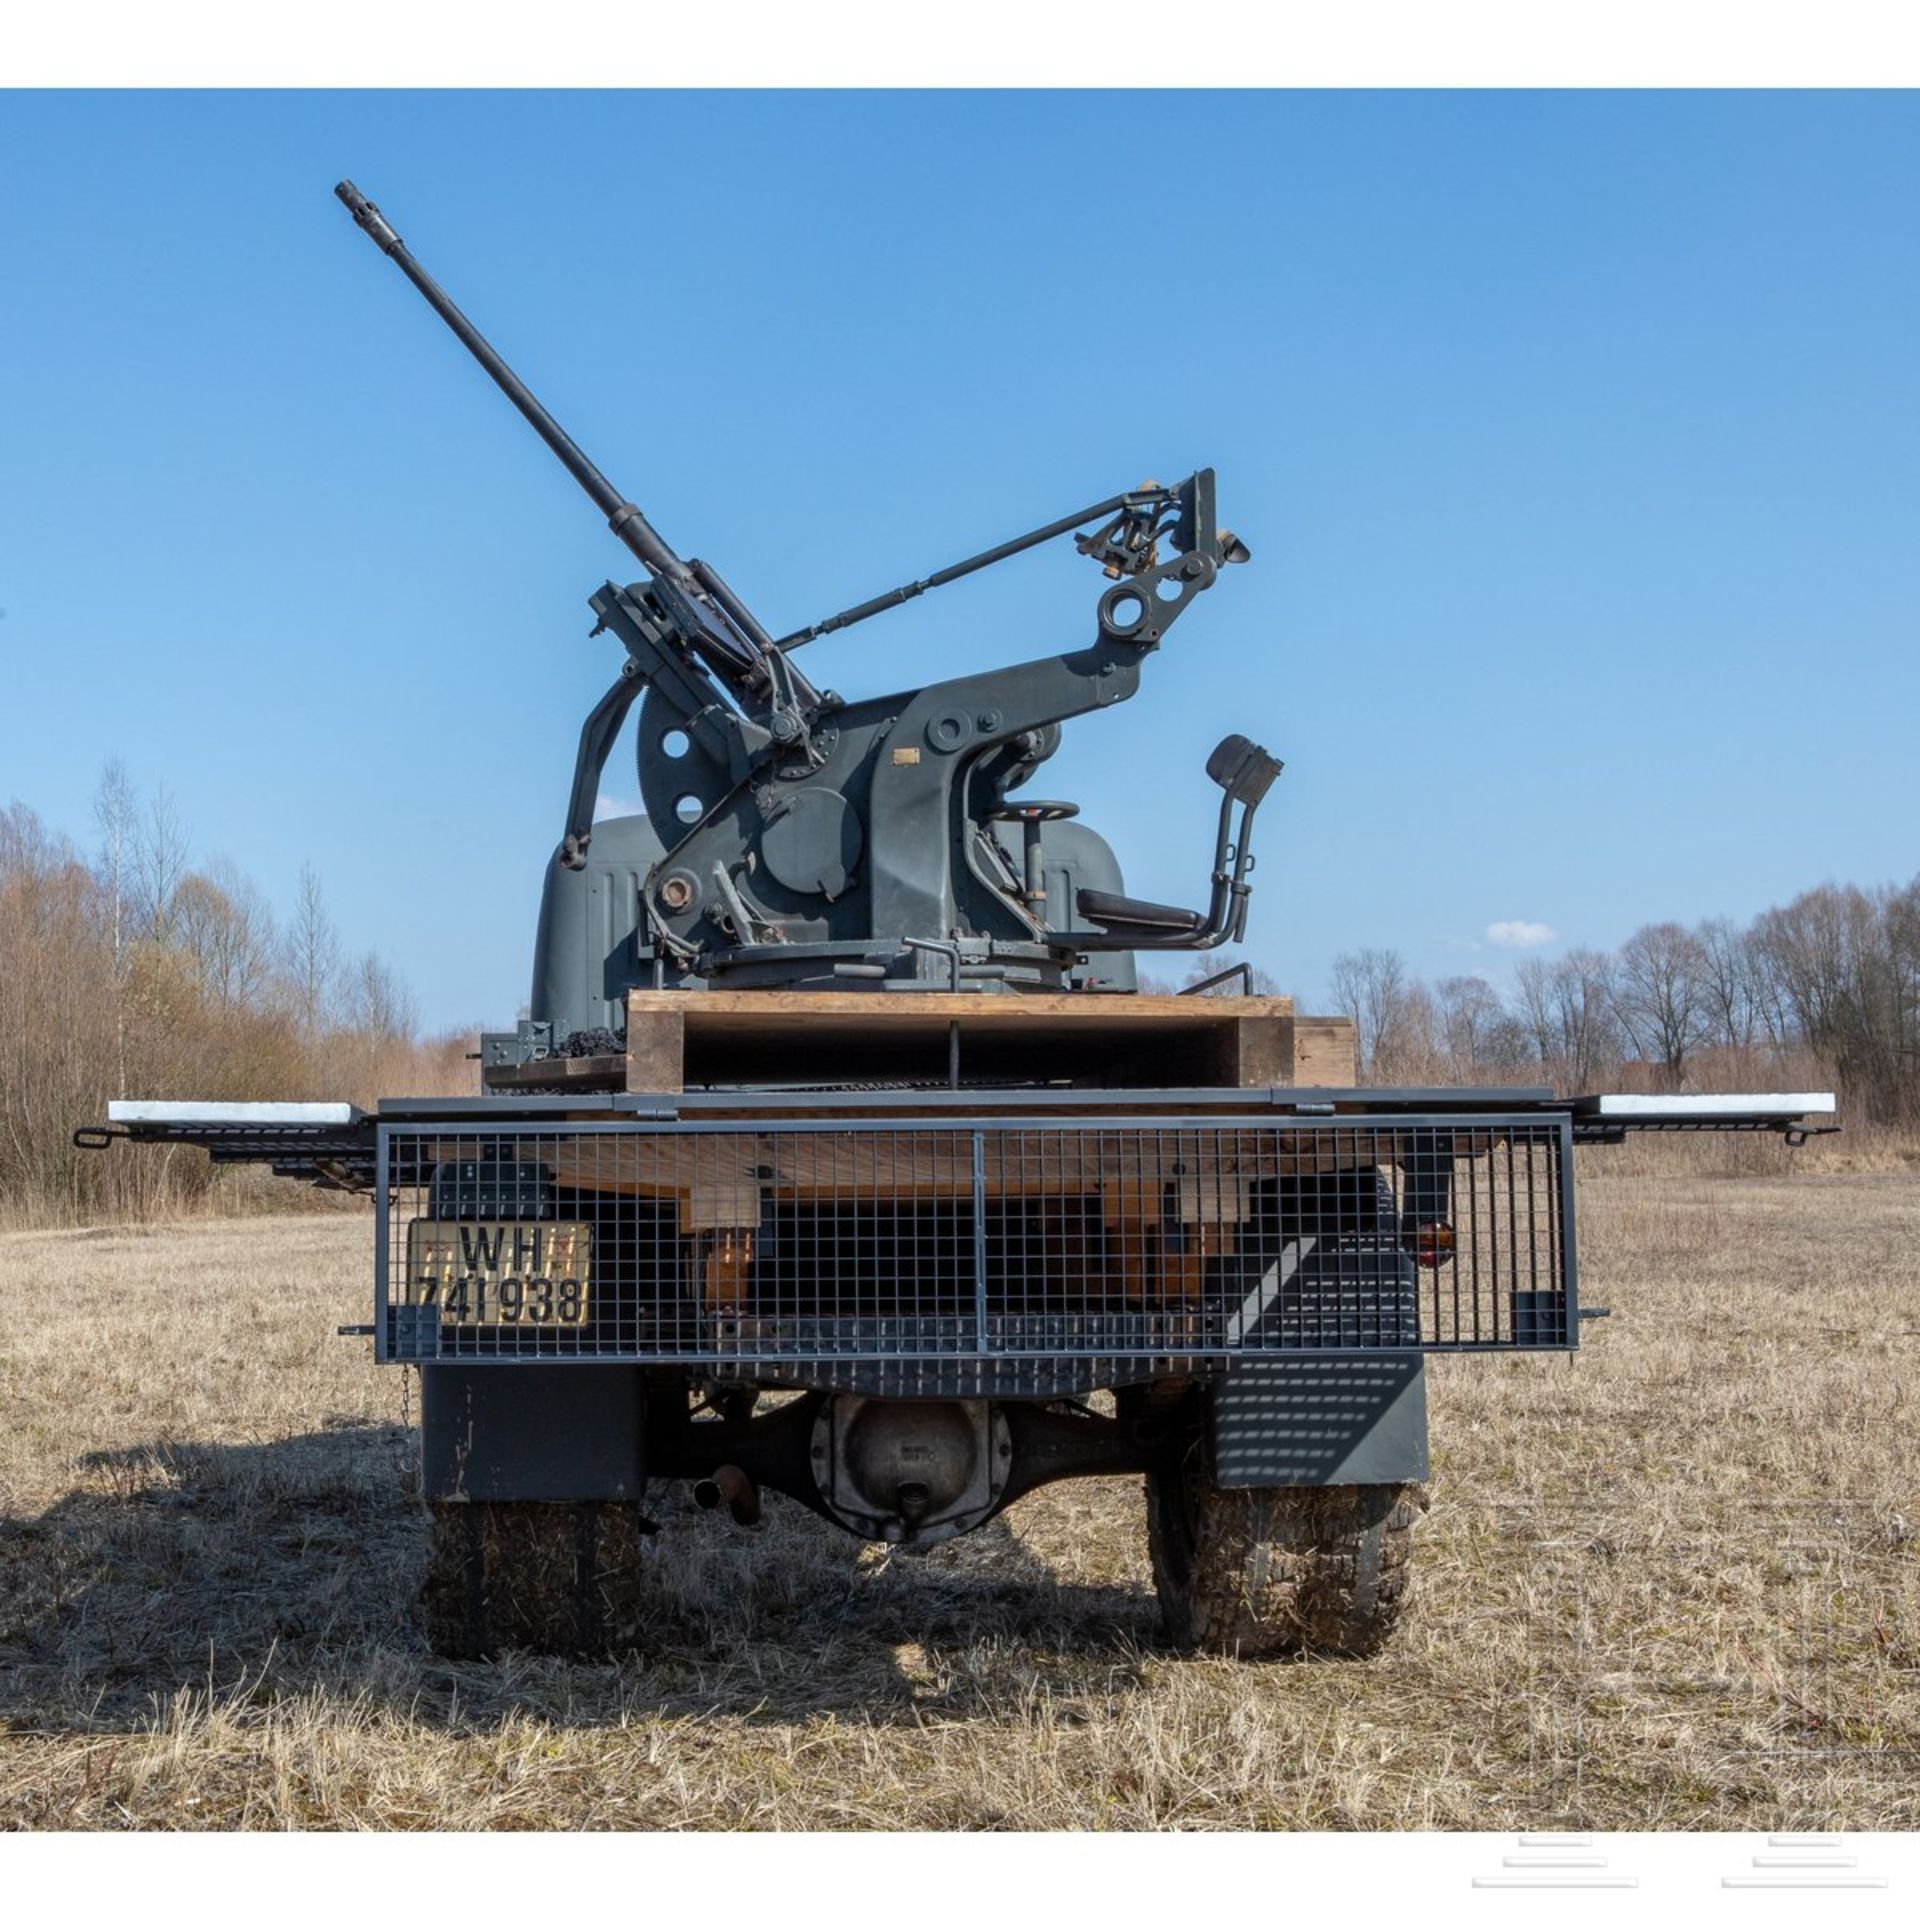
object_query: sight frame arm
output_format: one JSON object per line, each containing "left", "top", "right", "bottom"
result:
{"left": 778, "top": 469, "right": 1248, "bottom": 653}
{"left": 776, "top": 486, "right": 1168, "bottom": 651}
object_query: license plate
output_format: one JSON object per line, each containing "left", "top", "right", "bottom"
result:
{"left": 404, "top": 1219, "right": 592, "bottom": 1326}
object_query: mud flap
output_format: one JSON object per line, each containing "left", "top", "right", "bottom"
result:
{"left": 1208, "top": 1353, "right": 1429, "bottom": 1488}
{"left": 420, "top": 1363, "right": 647, "bottom": 1502}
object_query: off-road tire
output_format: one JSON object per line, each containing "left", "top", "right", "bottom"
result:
{"left": 420, "top": 1500, "right": 655, "bottom": 1658}
{"left": 1145, "top": 1470, "right": 1427, "bottom": 1658}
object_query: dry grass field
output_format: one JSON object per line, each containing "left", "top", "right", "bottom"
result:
{"left": 2, "top": 1153, "right": 1916, "bottom": 1830}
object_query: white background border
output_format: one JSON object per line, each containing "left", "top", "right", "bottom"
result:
{"left": 2, "top": 2, "right": 1918, "bottom": 88}
{"left": 4, "top": 6, "right": 1916, "bottom": 1900}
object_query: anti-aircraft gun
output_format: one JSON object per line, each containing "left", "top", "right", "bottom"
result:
{"left": 332, "top": 181, "right": 1276, "bottom": 1043}
{"left": 84, "top": 185, "right": 1836, "bottom": 1660}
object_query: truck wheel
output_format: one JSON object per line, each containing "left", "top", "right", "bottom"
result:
{"left": 1144, "top": 1469, "right": 1427, "bottom": 1658}
{"left": 420, "top": 1500, "right": 654, "bottom": 1658}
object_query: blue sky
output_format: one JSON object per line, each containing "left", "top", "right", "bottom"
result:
{"left": 2, "top": 91, "right": 1915, "bottom": 1028}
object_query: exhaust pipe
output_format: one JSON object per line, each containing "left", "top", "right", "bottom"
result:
{"left": 692, "top": 1463, "right": 761, "bottom": 1527}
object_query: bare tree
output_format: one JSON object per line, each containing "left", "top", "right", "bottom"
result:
{"left": 1329, "top": 947, "right": 1414, "bottom": 1082}
{"left": 1614, "top": 921, "right": 1708, "bottom": 1088}
{"left": 132, "top": 783, "right": 191, "bottom": 941}
{"left": 284, "top": 862, "right": 339, "bottom": 1041}
{"left": 1694, "top": 915, "right": 1761, "bottom": 1053}
{"left": 92, "top": 759, "right": 139, "bottom": 1097}
{"left": 1375, "top": 977, "right": 1441, "bottom": 1084}
{"left": 1437, "top": 974, "right": 1504, "bottom": 1076}
{"left": 1539, "top": 947, "right": 1620, "bottom": 1093}
{"left": 93, "top": 759, "right": 137, "bottom": 974}
{"left": 1479, "top": 1012, "right": 1542, "bottom": 1078}
{"left": 171, "top": 862, "right": 276, "bottom": 1011}
{"left": 1750, "top": 884, "right": 1854, "bottom": 1054}
{"left": 346, "top": 950, "right": 418, "bottom": 1045}
{"left": 1753, "top": 881, "right": 1920, "bottom": 1121}
{"left": 1887, "top": 877, "right": 1920, "bottom": 1120}
{"left": 1511, "top": 956, "right": 1558, "bottom": 1067}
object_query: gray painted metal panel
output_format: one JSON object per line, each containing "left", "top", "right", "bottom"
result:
{"left": 531, "top": 812, "right": 666, "bottom": 1035}
{"left": 419, "top": 1364, "right": 647, "bottom": 1501}
{"left": 1210, "top": 1354, "right": 1429, "bottom": 1487}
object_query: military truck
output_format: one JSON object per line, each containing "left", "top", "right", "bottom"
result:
{"left": 84, "top": 185, "right": 1835, "bottom": 1658}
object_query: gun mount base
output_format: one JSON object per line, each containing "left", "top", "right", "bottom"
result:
{"left": 691, "top": 936, "right": 1079, "bottom": 995}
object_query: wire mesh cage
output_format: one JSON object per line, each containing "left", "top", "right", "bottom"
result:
{"left": 375, "top": 1115, "right": 1575, "bottom": 1368}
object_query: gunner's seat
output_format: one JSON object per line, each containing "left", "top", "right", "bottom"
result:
{"left": 1074, "top": 889, "right": 1209, "bottom": 936}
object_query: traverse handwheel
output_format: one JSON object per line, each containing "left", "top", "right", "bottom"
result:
{"left": 988, "top": 801, "right": 1081, "bottom": 905}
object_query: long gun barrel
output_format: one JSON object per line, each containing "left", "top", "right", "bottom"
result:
{"left": 334, "top": 180, "right": 690, "bottom": 587}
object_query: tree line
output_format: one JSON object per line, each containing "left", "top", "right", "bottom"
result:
{"left": 1318, "top": 882, "right": 1919, "bottom": 1120}
{"left": 6, "top": 759, "right": 1913, "bottom": 1221}
{"left": 1, "top": 765, "right": 472, "bottom": 1223}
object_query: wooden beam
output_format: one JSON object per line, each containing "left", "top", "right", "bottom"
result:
{"left": 482, "top": 1051, "right": 624, "bottom": 1093}
{"left": 626, "top": 1001, "right": 686, "bottom": 1095}
{"left": 1289, "top": 1015, "right": 1359, "bottom": 1086}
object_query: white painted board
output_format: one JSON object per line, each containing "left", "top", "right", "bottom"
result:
{"left": 108, "top": 1101, "right": 362, "bottom": 1126}
{"left": 1589, "top": 1093, "right": 1835, "bottom": 1117}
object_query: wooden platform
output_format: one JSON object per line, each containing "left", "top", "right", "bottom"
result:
{"left": 482, "top": 990, "right": 1354, "bottom": 1096}
{"left": 626, "top": 989, "right": 1353, "bottom": 1092}
{"left": 482, "top": 990, "right": 1354, "bottom": 1095}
